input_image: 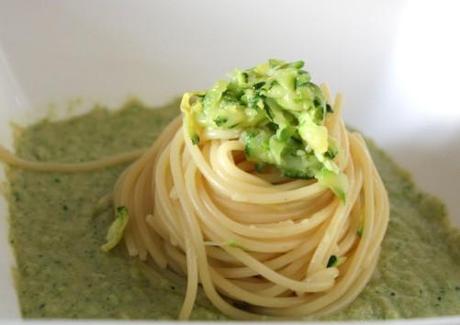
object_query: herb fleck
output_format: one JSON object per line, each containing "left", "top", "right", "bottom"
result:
{"left": 327, "top": 255, "right": 338, "bottom": 268}
{"left": 214, "top": 116, "right": 228, "bottom": 127}
{"left": 191, "top": 134, "right": 200, "bottom": 145}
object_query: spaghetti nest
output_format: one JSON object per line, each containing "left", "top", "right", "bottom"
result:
{"left": 111, "top": 92, "right": 389, "bottom": 320}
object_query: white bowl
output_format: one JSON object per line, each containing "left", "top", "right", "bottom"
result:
{"left": 0, "top": 1, "right": 459, "bottom": 324}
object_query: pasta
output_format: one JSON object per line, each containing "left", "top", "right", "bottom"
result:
{"left": 109, "top": 89, "right": 389, "bottom": 319}
{"left": 0, "top": 67, "right": 389, "bottom": 319}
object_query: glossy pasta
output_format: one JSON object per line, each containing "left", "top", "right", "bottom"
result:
{"left": 111, "top": 90, "right": 390, "bottom": 320}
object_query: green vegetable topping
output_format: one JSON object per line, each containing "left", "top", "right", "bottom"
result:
{"left": 316, "top": 168, "right": 348, "bottom": 202}
{"left": 181, "top": 59, "right": 348, "bottom": 199}
{"left": 101, "top": 206, "right": 129, "bottom": 252}
{"left": 357, "top": 226, "right": 364, "bottom": 237}
{"left": 327, "top": 255, "right": 338, "bottom": 268}
{"left": 226, "top": 239, "right": 245, "bottom": 250}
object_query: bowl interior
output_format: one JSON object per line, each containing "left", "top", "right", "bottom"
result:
{"left": 0, "top": 0, "right": 459, "bottom": 321}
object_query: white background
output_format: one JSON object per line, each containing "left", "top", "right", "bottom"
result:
{"left": 0, "top": 0, "right": 459, "bottom": 323}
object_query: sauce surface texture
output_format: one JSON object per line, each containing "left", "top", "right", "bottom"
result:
{"left": 7, "top": 101, "right": 460, "bottom": 320}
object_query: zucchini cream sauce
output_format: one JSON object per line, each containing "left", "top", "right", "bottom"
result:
{"left": 7, "top": 101, "right": 460, "bottom": 320}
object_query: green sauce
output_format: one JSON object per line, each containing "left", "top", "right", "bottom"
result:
{"left": 7, "top": 101, "right": 460, "bottom": 320}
